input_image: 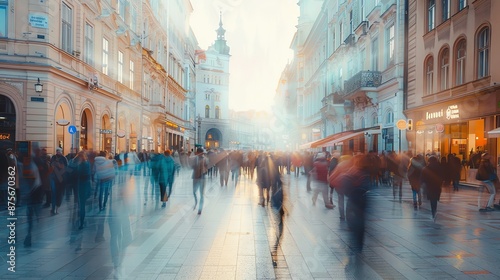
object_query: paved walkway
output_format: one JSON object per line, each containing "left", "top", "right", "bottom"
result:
{"left": 1, "top": 168, "right": 500, "bottom": 279}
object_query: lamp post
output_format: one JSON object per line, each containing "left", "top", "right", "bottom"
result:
{"left": 196, "top": 115, "right": 202, "bottom": 147}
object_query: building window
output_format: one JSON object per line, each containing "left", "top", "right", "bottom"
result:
{"left": 61, "top": 2, "right": 73, "bottom": 53}
{"left": 102, "top": 38, "right": 108, "bottom": 75}
{"left": 442, "top": 0, "right": 450, "bottom": 22}
{"left": 215, "top": 106, "right": 220, "bottom": 119}
{"left": 440, "top": 48, "right": 449, "bottom": 90}
{"left": 386, "top": 110, "right": 394, "bottom": 124}
{"left": 118, "top": 0, "right": 126, "bottom": 19}
{"left": 361, "top": 117, "right": 365, "bottom": 129}
{"left": 372, "top": 114, "right": 378, "bottom": 126}
{"left": 339, "top": 22, "right": 343, "bottom": 43}
{"left": 372, "top": 37, "right": 379, "bottom": 71}
{"left": 129, "top": 60, "right": 134, "bottom": 89}
{"left": 458, "top": 0, "right": 467, "bottom": 10}
{"left": 477, "top": 27, "right": 489, "bottom": 79}
{"left": 455, "top": 39, "right": 466, "bottom": 85}
{"left": 84, "top": 23, "right": 94, "bottom": 66}
{"left": 426, "top": 57, "right": 434, "bottom": 95}
{"left": 0, "top": 2, "right": 7, "bottom": 38}
{"left": 349, "top": 10, "right": 353, "bottom": 34}
{"left": 428, "top": 0, "right": 435, "bottom": 31}
{"left": 386, "top": 25, "right": 395, "bottom": 66}
{"left": 118, "top": 51, "right": 123, "bottom": 83}
{"left": 205, "top": 105, "right": 210, "bottom": 118}
{"left": 360, "top": 0, "right": 365, "bottom": 20}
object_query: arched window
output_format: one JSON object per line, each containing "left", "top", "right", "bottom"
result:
{"left": 455, "top": 39, "right": 466, "bottom": 85}
{"left": 372, "top": 114, "right": 378, "bottom": 126}
{"left": 426, "top": 56, "right": 434, "bottom": 95}
{"left": 205, "top": 105, "right": 210, "bottom": 118}
{"left": 386, "top": 110, "right": 394, "bottom": 124}
{"left": 215, "top": 106, "right": 220, "bottom": 119}
{"left": 361, "top": 117, "right": 365, "bottom": 129}
{"left": 440, "top": 48, "right": 449, "bottom": 90}
{"left": 477, "top": 27, "right": 489, "bottom": 79}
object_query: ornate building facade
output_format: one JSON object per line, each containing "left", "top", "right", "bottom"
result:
{"left": 194, "top": 14, "right": 231, "bottom": 149}
{"left": 0, "top": 0, "right": 195, "bottom": 155}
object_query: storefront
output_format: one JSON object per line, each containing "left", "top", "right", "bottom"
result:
{"left": 405, "top": 89, "right": 500, "bottom": 183}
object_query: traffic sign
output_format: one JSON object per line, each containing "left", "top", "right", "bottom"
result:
{"left": 68, "top": 125, "right": 77, "bottom": 135}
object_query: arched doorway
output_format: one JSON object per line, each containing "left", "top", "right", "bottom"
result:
{"left": 80, "top": 109, "right": 94, "bottom": 150}
{"left": 0, "top": 95, "right": 16, "bottom": 150}
{"left": 205, "top": 128, "right": 222, "bottom": 149}
{"left": 101, "top": 114, "right": 112, "bottom": 153}
{"left": 55, "top": 102, "right": 72, "bottom": 155}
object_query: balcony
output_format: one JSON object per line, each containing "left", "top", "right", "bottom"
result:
{"left": 342, "top": 70, "right": 382, "bottom": 99}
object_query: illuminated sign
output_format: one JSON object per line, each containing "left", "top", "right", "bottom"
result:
{"left": 425, "top": 104, "right": 460, "bottom": 121}
{"left": 0, "top": 133, "right": 10, "bottom": 140}
{"left": 425, "top": 109, "right": 443, "bottom": 120}
{"left": 446, "top": 105, "right": 460, "bottom": 120}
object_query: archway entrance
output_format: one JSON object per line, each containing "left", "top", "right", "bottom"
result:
{"left": 80, "top": 109, "right": 94, "bottom": 150}
{"left": 0, "top": 95, "right": 16, "bottom": 151}
{"left": 55, "top": 102, "right": 72, "bottom": 155}
{"left": 205, "top": 128, "right": 222, "bottom": 149}
{"left": 101, "top": 115, "right": 112, "bottom": 153}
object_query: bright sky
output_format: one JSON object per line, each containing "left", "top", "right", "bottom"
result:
{"left": 190, "top": 0, "right": 299, "bottom": 112}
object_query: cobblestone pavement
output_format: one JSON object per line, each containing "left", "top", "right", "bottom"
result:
{"left": 1, "top": 167, "right": 500, "bottom": 279}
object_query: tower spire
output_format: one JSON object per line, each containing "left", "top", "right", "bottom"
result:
{"left": 214, "top": 10, "right": 230, "bottom": 55}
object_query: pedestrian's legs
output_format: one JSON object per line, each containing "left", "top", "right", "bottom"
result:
{"left": 412, "top": 189, "right": 417, "bottom": 206}
{"left": 258, "top": 186, "right": 264, "bottom": 205}
{"left": 478, "top": 184, "right": 485, "bottom": 209}
{"left": 430, "top": 199, "right": 438, "bottom": 219}
{"left": 51, "top": 179, "right": 57, "bottom": 213}
{"left": 484, "top": 181, "right": 496, "bottom": 208}
{"left": 192, "top": 179, "right": 200, "bottom": 209}
{"left": 99, "top": 180, "right": 104, "bottom": 209}
{"left": 103, "top": 180, "right": 110, "bottom": 208}
{"left": 306, "top": 174, "right": 311, "bottom": 191}
{"left": 338, "top": 192, "right": 345, "bottom": 220}
{"left": 198, "top": 179, "right": 205, "bottom": 213}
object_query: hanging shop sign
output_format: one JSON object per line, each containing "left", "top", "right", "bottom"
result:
{"left": 117, "top": 130, "right": 126, "bottom": 138}
{"left": 445, "top": 105, "right": 460, "bottom": 120}
{"left": 396, "top": 119, "right": 407, "bottom": 130}
{"left": 435, "top": 123, "right": 445, "bottom": 133}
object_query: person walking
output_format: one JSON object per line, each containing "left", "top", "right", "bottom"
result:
{"left": 74, "top": 151, "right": 92, "bottom": 229}
{"left": 216, "top": 150, "right": 230, "bottom": 187}
{"left": 476, "top": 153, "right": 497, "bottom": 212}
{"left": 159, "top": 150, "right": 176, "bottom": 207}
{"left": 50, "top": 147, "right": 68, "bottom": 214}
{"left": 407, "top": 154, "right": 425, "bottom": 209}
{"left": 310, "top": 153, "right": 335, "bottom": 209}
{"left": 191, "top": 148, "right": 208, "bottom": 214}
{"left": 93, "top": 151, "right": 115, "bottom": 211}
{"left": 420, "top": 156, "right": 444, "bottom": 221}
{"left": 448, "top": 153, "right": 462, "bottom": 191}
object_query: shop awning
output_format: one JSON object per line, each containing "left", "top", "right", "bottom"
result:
{"left": 314, "top": 127, "right": 380, "bottom": 148}
{"left": 487, "top": 127, "right": 500, "bottom": 137}
{"left": 299, "top": 140, "right": 317, "bottom": 149}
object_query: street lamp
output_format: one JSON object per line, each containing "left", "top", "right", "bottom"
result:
{"left": 35, "top": 78, "right": 43, "bottom": 95}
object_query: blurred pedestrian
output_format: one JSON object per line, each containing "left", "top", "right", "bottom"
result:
{"left": 448, "top": 153, "right": 461, "bottom": 191}
{"left": 50, "top": 147, "right": 68, "bottom": 214}
{"left": 191, "top": 148, "right": 208, "bottom": 214}
{"left": 94, "top": 151, "right": 115, "bottom": 211}
{"left": 476, "top": 153, "right": 497, "bottom": 212}
{"left": 333, "top": 154, "right": 371, "bottom": 252}
{"left": 420, "top": 156, "right": 444, "bottom": 221}
{"left": 407, "top": 154, "right": 425, "bottom": 209}
{"left": 160, "top": 150, "right": 176, "bottom": 207}
{"left": 23, "top": 151, "right": 43, "bottom": 247}
{"left": 74, "top": 151, "right": 92, "bottom": 229}
{"left": 310, "top": 152, "right": 335, "bottom": 209}
{"left": 302, "top": 152, "right": 314, "bottom": 191}
{"left": 216, "top": 150, "right": 230, "bottom": 187}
